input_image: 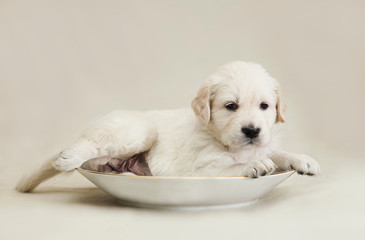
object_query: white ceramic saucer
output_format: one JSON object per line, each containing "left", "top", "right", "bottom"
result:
{"left": 77, "top": 165, "right": 295, "bottom": 209}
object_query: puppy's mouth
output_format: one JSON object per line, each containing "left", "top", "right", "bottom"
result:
{"left": 242, "top": 138, "right": 261, "bottom": 147}
{"left": 247, "top": 141, "right": 259, "bottom": 146}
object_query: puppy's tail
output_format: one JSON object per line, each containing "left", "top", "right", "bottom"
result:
{"left": 16, "top": 155, "right": 61, "bottom": 193}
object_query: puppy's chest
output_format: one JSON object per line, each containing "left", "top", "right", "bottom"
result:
{"left": 229, "top": 150, "right": 267, "bottom": 163}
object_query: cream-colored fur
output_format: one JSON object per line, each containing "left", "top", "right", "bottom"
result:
{"left": 16, "top": 61, "right": 320, "bottom": 192}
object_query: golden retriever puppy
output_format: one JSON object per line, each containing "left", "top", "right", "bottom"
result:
{"left": 16, "top": 61, "right": 320, "bottom": 192}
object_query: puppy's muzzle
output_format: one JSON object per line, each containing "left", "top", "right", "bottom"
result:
{"left": 242, "top": 126, "right": 261, "bottom": 139}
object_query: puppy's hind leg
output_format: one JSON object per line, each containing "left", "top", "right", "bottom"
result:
{"left": 54, "top": 112, "right": 158, "bottom": 171}
{"left": 17, "top": 111, "right": 157, "bottom": 192}
{"left": 53, "top": 138, "right": 99, "bottom": 171}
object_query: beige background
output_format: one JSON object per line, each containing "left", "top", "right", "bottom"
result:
{"left": 1, "top": 0, "right": 364, "bottom": 239}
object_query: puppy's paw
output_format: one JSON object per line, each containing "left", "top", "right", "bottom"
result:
{"left": 53, "top": 152, "right": 85, "bottom": 171}
{"left": 242, "top": 158, "right": 277, "bottom": 178}
{"left": 289, "top": 154, "right": 320, "bottom": 176}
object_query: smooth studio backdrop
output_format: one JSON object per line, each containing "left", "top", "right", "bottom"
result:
{"left": 1, "top": 1, "right": 364, "bottom": 239}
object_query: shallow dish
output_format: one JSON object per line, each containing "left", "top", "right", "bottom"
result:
{"left": 77, "top": 164, "right": 295, "bottom": 209}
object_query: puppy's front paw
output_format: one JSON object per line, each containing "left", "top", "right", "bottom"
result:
{"left": 289, "top": 154, "right": 320, "bottom": 176}
{"left": 242, "top": 159, "right": 277, "bottom": 178}
{"left": 53, "top": 152, "right": 84, "bottom": 171}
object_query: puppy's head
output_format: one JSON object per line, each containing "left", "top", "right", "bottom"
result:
{"left": 191, "top": 61, "right": 286, "bottom": 150}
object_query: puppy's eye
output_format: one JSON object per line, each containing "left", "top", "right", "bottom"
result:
{"left": 260, "top": 102, "right": 269, "bottom": 110}
{"left": 225, "top": 102, "right": 238, "bottom": 111}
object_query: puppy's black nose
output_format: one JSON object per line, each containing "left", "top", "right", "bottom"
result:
{"left": 242, "top": 127, "right": 261, "bottom": 139}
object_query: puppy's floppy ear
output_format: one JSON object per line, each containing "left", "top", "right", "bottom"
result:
{"left": 191, "top": 83, "right": 211, "bottom": 125}
{"left": 275, "top": 88, "right": 287, "bottom": 123}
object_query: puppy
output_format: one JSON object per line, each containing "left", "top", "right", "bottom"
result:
{"left": 16, "top": 61, "right": 320, "bottom": 192}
